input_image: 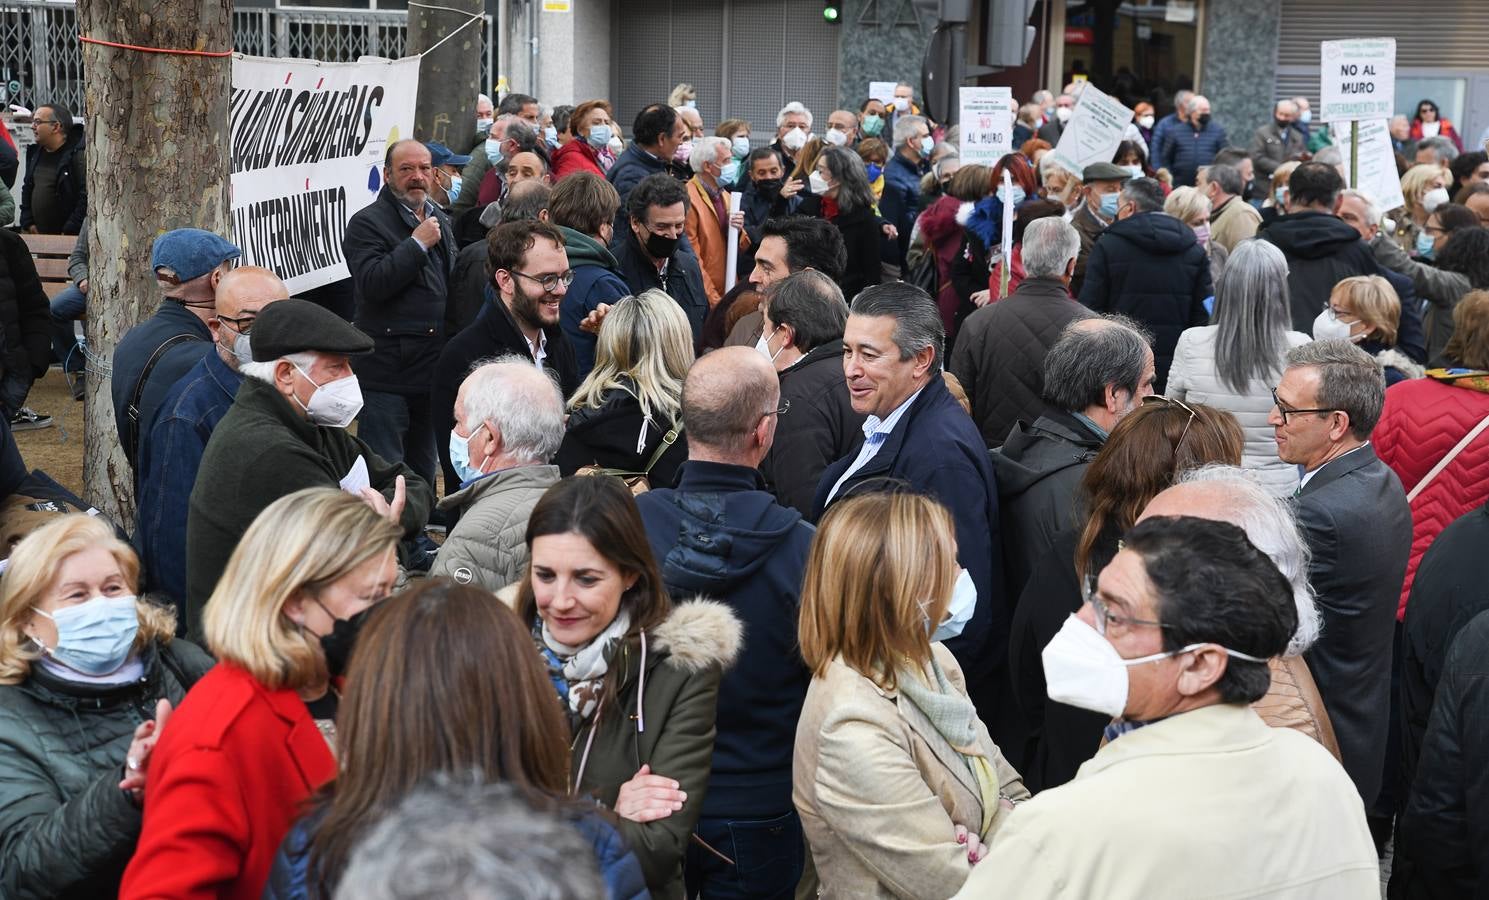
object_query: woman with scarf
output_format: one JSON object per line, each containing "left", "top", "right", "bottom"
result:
{"left": 799, "top": 146, "right": 885, "bottom": 302}
{"left": 513, "top": 475, "right": 740, "bottom": 900}
{"left": 793, "top": 491, "right": 1028, "bottom": 899}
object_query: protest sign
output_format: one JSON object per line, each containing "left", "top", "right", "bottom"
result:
{"left": 1320, "top": 38, "right": 1396, "bottom": 123}
{"left": 959, "top": 86, "right": 1015, "bottom": 165}
{"left": 1331, "top": 118, "right": 1406, "bottom": 213}
{"left": 869, "top": 81, "right": 898, "bottom": 107}
{"left": 1050, "top": 82, "right": 1133, "bottom": 177}
{"left": 229, "top": 54, "right": 421, "bottom": 293}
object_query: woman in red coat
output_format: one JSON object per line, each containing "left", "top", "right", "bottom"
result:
{"left": 552, "top": 99, "right": 617, "bottom": 181}
{"left": 1373, "top": 291, "right": 1489, "bottom": 620}
{"left": 1409, "top": 98, "right": 1465, "bottom": 152}
{"left": 119, "top": 488, "right": 401, "bottom": 900}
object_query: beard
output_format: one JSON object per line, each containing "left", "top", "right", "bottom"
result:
{"left": 511, "top": 281, "right": 556, "bottom": 332}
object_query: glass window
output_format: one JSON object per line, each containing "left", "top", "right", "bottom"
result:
{"left": 1397, "top": 77, "right": 1468, "bottom": 127}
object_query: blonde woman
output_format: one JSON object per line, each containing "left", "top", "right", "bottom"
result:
{"left": 1318, "top": 275, "right": 1423, "bottom": 384}
{"left": 794, "top": 492, "right": 1028, "bottom": 899}
{"left": 0, "top": 516, "right": 212, "bottom": 898}
{"left": 120, "top": 489, "right": 401, "bottom": 900}
{"left": 556, "top": 288, "right": 694, "bottom": 488}
{"left": 1261, "top": 159, "right": 1300, "bottom": 227}
{"left": 1164, "top": 185, "right": 1213, "bottom": 248}
{"left": 1039, "top": 151, "right": 1082, "bottom": 215}
{"left": 1396, "top": 163, "right": 1452, "bottom": 254}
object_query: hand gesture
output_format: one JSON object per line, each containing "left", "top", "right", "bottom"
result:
{"left": 119, "top": 699, "right": 174, "bottom": 800}
{"left": 881, "top": 223, "right": 899, "bottom": 240}
{"left": 971, "top": 289, "right": 991, "bottom": 308}
{"left": 360, "top": 475, "right": 407, "bottom": 525}
{"left": 781, "top": 178, "right": 804, "bottom": 200}
{"left": 412, "top": 216, "right": 442, "bottom": 249}
{"left": 614, "top": 764, "right": 687, "bottom": 824}
{"left": 581, "top": 303, "right": 612, "bottom": 335}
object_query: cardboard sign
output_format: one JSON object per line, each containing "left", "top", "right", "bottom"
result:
{"left": 959, "top": 86, "right": 1015, "bottom": 165}
{"left": 1331, "top": 118, "right": 1406, "bottom": 213}
{"left": 1320, "top": 38, "right": 1396, "bottom": 122}
{"left": 1050, "top": 82, "right": 1134, "bottom": 178}
{"left": 869, "top": 81, "right": 898, "bottom": 107}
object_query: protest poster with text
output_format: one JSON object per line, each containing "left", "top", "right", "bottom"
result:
{"left": 1319, "top": 38, "right": 1395, "bottom": 123}
{"left": 1330, "top": 119, "right": 1406, "bottom": 212}
{"left": 1051, "top": 83, "right": 1134, "bottom": 178}
{"left": 959, "top": 87, "right": 1014, "bottom": 166}
{"left": 230, "top": 54, "right": 421, "bottom": 294}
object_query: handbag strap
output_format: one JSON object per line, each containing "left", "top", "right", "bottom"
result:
{"left": 1407, "top": 411, "right": 1489, "bottom": 503}
{"left": 641, "top": 422, "right": 684, "bottom": 475}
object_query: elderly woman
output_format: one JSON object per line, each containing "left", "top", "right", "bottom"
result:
{"left": 0, "top": 516, "right": 212, "bottom": 899}
{"left": 794, "top": 491, "right": 1027, "bottom": 899}
{"left": 1163, "top": 185, "right": 1211, "bottom": 248}
{"left": 1368, "top": 198, "right": 1489, "bottom": 360}
{"left": 1317, "top": 275, "right": 1421, "bottom": 384}
{"left": 1167, "top": 240, "right": 1313, "bottom": 496}
{"left": 1040, "top": 152, "right": 1082, "bottom": 215}
{"left": 801, "top": 145, "right": 884, "bottom": 302}
{"left": 1260, "top": 159, "right": 1300, "bottom": 227}
{"left": 120, "top": 488, "right": 402, "bottom": 900}
{"left": 1396, "top": 163, "right": 1453, "bottom": 254}
{"left": 511, "top": 475, "right": 739, "bottom": 899}
{"left": 556, "top": 288, "right": 693, "bottom": 490}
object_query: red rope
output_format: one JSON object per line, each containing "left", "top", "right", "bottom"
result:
{"left": 80, "top": 36, "right": 232, "bottom": 57}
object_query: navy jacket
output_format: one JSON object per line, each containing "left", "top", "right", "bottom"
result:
{"left": 636, "top": 461, "right": 815, "bottom": 819}
{"left": 879, "top": 154, "right": 923, "bottom": 267}
{"left": 606, "top": 143, "right": 672, "bottom": 236}
{"left": 134, "top": 349, "right": 242, "bottom": 620}
{"left": 109, "top": 300, "right": 212, "bottom": 471}
{"left": 1156, "top": 118, "right": 1229, "bottom": 187}
{"left": 610, "top": 226, "right": 708, "bottom": 343}
{"left": 558, "top": 226, "right": 631, "bottom": 377}
{"left": 810, "top": 374, "right": 1006, "bottom": 713}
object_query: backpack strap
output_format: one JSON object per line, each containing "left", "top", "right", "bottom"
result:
{"left": 125, "top": 333, "right": 202, "bottom": 466}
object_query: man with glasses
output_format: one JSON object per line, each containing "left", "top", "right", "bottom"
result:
{"left": 958, "top": 516, "right": 1378, "bottom": 899}
{"left": 432, "top": 219, "right": 577, "bottom": 495}
{"left": 613, "top": 173, "right": 708, "bottom": 340}
{"left": 1269, "top": 339, "right": 1410, "bottom": 821}
{"left": 634, "top": 346, "right": 817, "bottom": 900}
{"left": 19, "top": 102, "right": 87, "bottom": 236}
{"left": 135, "top": 266, "right": 288, "bottom": 619}
{"left": 342, "top": 138, "right": 456, "bottom": 492}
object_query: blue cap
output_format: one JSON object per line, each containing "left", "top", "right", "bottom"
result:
{"left": 150, "top": 228, "right": 241, "bottom": 283}
{"left": 425, "top": 141, "right": 472, "bottom": 169}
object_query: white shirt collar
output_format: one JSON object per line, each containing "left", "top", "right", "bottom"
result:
{"left": 1299, "top": 441, "right": 1369, "bottom": 490}
{"left": 863, "top": 387, "right": 924, "bottom": 441}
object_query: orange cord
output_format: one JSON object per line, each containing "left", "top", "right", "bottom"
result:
{"left": 80, "top": 36, "right": 232, "bottom": 57}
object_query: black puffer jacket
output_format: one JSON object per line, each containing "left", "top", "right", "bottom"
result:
{"left": 760, "top": 340, "right": 864, "bottom": 516}
{"left": 0, "top": 229, "right": 53, "bottom": 414}
{"left": 1078, "top": 212, "right": 1211, "bottom": 391}
{"left": 556, "top": 380, "right": 689, "bottom": 491}
{"left": 0, "top": 639, "right": 213, "bottom": 900}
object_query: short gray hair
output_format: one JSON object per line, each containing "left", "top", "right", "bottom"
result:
{"left": 1207, "top": 163, "right": 1244, "bottom": 197}
{"left": 1284, "top": 339, "right": 1386, "bottom": 439}
{"left": 1042, "top": 316, "right": 1152, "bottom": 412}
{"left": 892, "top": 114, "right": 928, "bottom": 146}
{"left": 775, "top": 101, "right": 813, "bottom": 129}
{"left": 764, "top": 270, "right": 847, "bottom": 351}
{"left": 1175, "top": 464, "right": 1322, "bottom": 656}
{"left": 504, "top": 118, "right": 539, "bottom": 149}
{"left": 689, "top": 136, "right": 732, "bottom": 174}
{"left": 239, "top": 350, "right": 318, "bottom": 386}
{"left": 1021, "top": 217, "right": 1081, "bottom": 278}
{"left": 1120, "top": 177, "right": 1166, "bottom": 214}
{"left": 333, "top": 775, "right": 604, "bottom": 900}
{"left": 459, "top": 356, "right": 565, "bottom": 464}
{"left": 1417, "top": 136, "right": 1460, "bottom": 165}
{"left": 850, "top": 282, "right": 944, "bottom": 371}
{"left": 1339, "top": 188, "right": 1380, "bottom": 225}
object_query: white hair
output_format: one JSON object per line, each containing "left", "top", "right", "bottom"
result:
{"left": 1021, "top": 217, "right": 1081, "bottom": 278}
{"left": 892, "top": 114, "right": 927, "bottom": 145}
{"left": 689, "top": 136, "right": 732, "bottom": 174}
{"left": 1339, "top": 188, "right": 1381, "bottom": 226}
{"left": 775, "top": 101, "right": 813, "bottom": 130}
{"left": 239, "top": 350, "right": 319, "bottom": 386}
{"left": 459, "top": 356, "right": 566, "bottom": 464}
{"left": 1174, "top": 465, "right": 1323, "bottom": 656}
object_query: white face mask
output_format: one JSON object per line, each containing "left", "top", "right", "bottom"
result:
{"left": 925, "top": 568, "right": 977, "bottom": 643}
{"left": 607, "top": 135, "right": 624, "bottom": 155}
{"left": 808, "top": 171, "right": 832, "bottom": 195}
{"left": 1137, "top": 115, "right": 1155, "bottom": 129}
{"left": 755, "top": 326, "right": 784, "bottom": 364}
{"left": 1312, "top": 307, "right": 1364, "bottom": 343}
{"left": 1055, "top": 106, "right": 1073, "bottom": 123}
{"left": 1422, "top": 187, "right": 1450, "bottom": 214}
{"left": 291, "top": 362, "right": 364, "bottom": 428}
{"left": 893, "top": 96, "right": 911, "bottom": 112}
{"left": 1041, "top": 614, "right": 1266, "bottom": 718}
{"left": 732, "top": 135, "right": 752, "bottom": 158}
{"left": 782, "top": 127, "right": 809, "bottom": 152}
{"left": 824, "top": 128, "right": 848, "bottom": 147}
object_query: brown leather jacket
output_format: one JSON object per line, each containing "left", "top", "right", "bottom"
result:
{"left": 1253, "top": 655, "right": 1342, "bottom": 761}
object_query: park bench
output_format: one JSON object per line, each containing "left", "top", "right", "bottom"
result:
{"left": 21, "top": 233, "right": 75, "bottom": 300}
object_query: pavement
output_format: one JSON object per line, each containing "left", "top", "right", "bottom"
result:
{"left": 14, "top": 369, "right": 85, "bottom": 496}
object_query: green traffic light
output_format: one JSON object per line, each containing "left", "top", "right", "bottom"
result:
{"left": 824, "top": 5, "right": 840, "bottom": 21}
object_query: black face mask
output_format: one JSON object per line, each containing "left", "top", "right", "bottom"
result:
{"left": 1276, "top": 118, "right": 1294, "bottom": 131}
{"left": 317, "top": 603, "right": 376, "bottom": 679}
{"left": 1242, "top": 178, "right": 1256, "bottom": 200}
{"left": 1196, "top": 113, "right": 1212, "bottom": 129}
{"left": 755, "top": 177, "right": 783, "bottom": 199}
{"left": 643, "top": 229, "right": 679, "bottom": 259}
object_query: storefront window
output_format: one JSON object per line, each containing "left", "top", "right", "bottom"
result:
{"left": 1061, "top": 0, "right": 1199, "bottom": 111}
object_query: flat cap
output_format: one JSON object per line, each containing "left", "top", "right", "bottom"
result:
{"left": 425, "top": 141, "right": 472, "bottom": 168}
{"left": 250, "top": 298, "right": 374, "bottom": 361}
{"left": 151, "top": 228, "right": 241, "bottom": 283}
{"left": 1082, "top": 161, "right": 1133, "bottom": 183}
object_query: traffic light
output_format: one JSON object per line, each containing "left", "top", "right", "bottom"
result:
{"left": 986, "top": 0, "right": 1039, "bottom": 68}
{"left": 824, "top": 0, "right": 841, "bottom": 23}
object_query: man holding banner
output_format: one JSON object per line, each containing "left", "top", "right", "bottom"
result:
{"left": 341, "top": 139, "right": 456, "bottom": 489}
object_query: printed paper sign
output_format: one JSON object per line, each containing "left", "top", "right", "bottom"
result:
{"left": 1320, "top": 38, "right": 1396, "bottom": 122}
{"left": 869, "top": 81, "right": 898, "bottom": 107}
{"left": 1050, "top": 82, "right": 1134, "bottom": 177}
{"left": 230, "top": 54, "right": 421, "bottom": 293}
{"left": 1331, "top": 118, "right": 1406, "bottom": 213}
{"left": 959, "top": 86, "right": 1015, "bottom": 165}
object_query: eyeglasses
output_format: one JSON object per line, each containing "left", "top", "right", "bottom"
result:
{"left": 1270, "top": 388, "right": 1342, "bottom": 425}
{"left": 32, "top": 118, "right": 55, "bottom": 128}
{"left": 1082, "top": 575, "right": 1173, "bottom": 637}
{"left": 763, "top": 399, "right": 791, "bottom": 418}
{"left": 216, "top": 313, "right": 257, "bottom": 335}
{"left": 510, "top": 269, "right": 576, "bottom": 294}
{"left": 1141, "top": 394, "right": 1197, "bottom": 453}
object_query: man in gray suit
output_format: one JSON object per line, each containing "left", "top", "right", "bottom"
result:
{"left": 1269, "top": 339, "right": 1410, "bottom": 811}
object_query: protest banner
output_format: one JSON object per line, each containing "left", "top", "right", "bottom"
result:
{"left": 1331, "top": 118, "right": 1406, "bottom": 213}
{"left": 959, "top": 86, "right": 1015, "bottom": 165}
{"left": 1320, "top": 38, "right": 1396, "bottom": 123}
{"left": 229, "top": 54, "right": 421, "bottom": 293}
{"left": 869, "top": 81, "right": 898, "bottom": 107}
{"left": 1050, "top": 82, "right": 1133, "bottom": 178}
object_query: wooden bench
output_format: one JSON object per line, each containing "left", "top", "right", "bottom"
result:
{"left": 20, "top": 233, "right": 76, "bottom": 300}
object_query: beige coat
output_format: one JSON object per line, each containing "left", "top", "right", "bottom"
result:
{"left": 1209, "top": 195, "right": 1262, "bottom": 251}
{"left": 793, "top": 644, "right": 1028, "bottom": 900}
{"left": 955, "top": 703, "right": 1379, "bottom": 899}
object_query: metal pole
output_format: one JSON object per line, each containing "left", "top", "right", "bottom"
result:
{"left": 1350, "top": 120, "right": 1359, "bottom": 188}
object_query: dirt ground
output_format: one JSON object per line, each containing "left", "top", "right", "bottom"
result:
{"left": 14, "top": 369, "right": 85, "bottom": 497}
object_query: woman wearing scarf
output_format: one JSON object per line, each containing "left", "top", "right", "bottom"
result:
{"left": 511, "top": 475, "right": 740, "bottom": 900}
{"left": 793, "top": 491, "right": 1028, "bottom": 899}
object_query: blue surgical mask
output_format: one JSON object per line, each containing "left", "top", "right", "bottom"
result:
{"left": 1275, "top": 187, "right": 1288, "bottom": 207}
{"left": 33, "top": 595, "right": 139, "bottom": 676}
{"left": 866, "top": 162, "right": 884, "bottom": 182}
{"left": 485, "top": 138, "right": 503, "bottom": 167}
{"left": 919, "top": 135, "right": 936, "bottom": 157}
{"left": 1300, "top": 109, "right": 1313, "bottom": 124}
{"left": 999, "top": 184, "right": 1026, "bottom": 207}
{"left": 731, "top": 136, "right": 751, "bottom": 159}
{"left": 1098, "top": 191, "right": 1121, "bottom": 219}
{"left": 720, "top": 159, "right": 741, "bottom": 187}
{"left": 1416, "top": 229, "right": 1436, "bottom": 259}
{"left": 543, "top": 125, "right": 558, "bottom": 148}
{"left": 446, "top": 174, "right": 462, "bottom": 204}
{"left": 588, "top": 124, "right": 613, "bottom": 149}
{"left": 449, "top": 425, "right": 489, "bottom": 484}
{"left": 926, "top": 569, "right": 978, "bottom": 642}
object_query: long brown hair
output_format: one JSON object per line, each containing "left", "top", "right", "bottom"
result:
{"left": 1074, "top": 400, "right": 1244, "bottom": 580}
{"left": 307, "top": 579, "right": 571, "bottom": 897}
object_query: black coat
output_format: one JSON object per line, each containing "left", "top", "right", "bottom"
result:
{"left": 1295, "top": 445, "right": 1411, "bottom": 809}
{"left": 950, "top": 277, "right": 1093, "bottom": 448}
{"left": 19, "top": 123, "right": 86, "bottom": 234}
{"left": 606, "top": 143, "right": 672, "bottom": 237}
{"left": 0, "top": 229, "right": 54, "bottom": 414}
{"left": 991, "top": 408, "right": 1105, "bottom": 601}
{"left": 610, "top": 227, "right": 709, "bottom": 343}
{"left": 431, "top": 295, "right": 578, "bottom": 494}
{"left": 1078, "top": 211, "right": 1211, "bottom": 391}
{"left": 798, "top": 194, "right": 883, "bottom": 302}
{"left": 445, "top": 240, "right": 488, "bottom": 337}
{"left": 555, "top": 381, "right": 689, "bottom": 490}
{"left": 760, "top": 340, "right": 864, "bottom": 516}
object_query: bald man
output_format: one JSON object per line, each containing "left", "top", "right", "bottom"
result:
{"left": 136, "top": 265, "right": 291, "bottom": 617}
{"left": 633, "top": 346, "right": 817, "bottom": 898}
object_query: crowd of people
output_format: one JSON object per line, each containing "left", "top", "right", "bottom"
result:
{"left": 3, "top": 75, "right": 1489, "bottom": 898}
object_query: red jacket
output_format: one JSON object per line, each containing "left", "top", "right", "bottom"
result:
{"left": 916, "top": 195, "right": 966, "bottom": 333}
{"left": 120, "top": 663, "right": 336, "bottom": 900}
{"left": 1372, "top": 374, "right": 1489, "bottom": 619}
{"left": 1408, "top": 118, "right": 1465, "bottom": 152}
{"left": 552, "top": 138, "right": 605, "bottom": 181}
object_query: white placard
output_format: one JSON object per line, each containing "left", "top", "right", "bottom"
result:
{"left": 1331, "top": 118, "right": 1406, "bottom": 213}
{"left": 869, "top": 81, "right": 898, "bottom": 107}
{"left": 1050, "top": 82, "right": 1134, "bottom": 178}
{"left": 958, "top": 86, "right": 1015, "bottom": 165}
{"left": 229, "top": 54, "right": 421, "bottom": 294}
{"left": 1320, "top": 38, "right": 1395, "bottom": 123}
{"left": 725, "top": 191, "right": 742, "bottom": 293}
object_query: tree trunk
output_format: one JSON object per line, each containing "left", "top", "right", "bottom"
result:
{"left": 407, "top": 0, "right": 485, "bottom": 155}
{"left": 78, "top": 0, "right": 231, "bottom": 525}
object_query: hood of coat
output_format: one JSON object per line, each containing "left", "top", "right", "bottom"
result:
{"left": 565, "top": 379, "right": 651, "bottom": 435}
{"left": 1103, "top": 210, "right": 1204, "bottom": 256}
{"left": 1262, "top": 211, "right": 1364, "bottom": 260}
{"left": 992, "top": 410, "right": 1104, "bottom": 496}
{"left": 559, "top": 225, "right": 621, "bottom": 272}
